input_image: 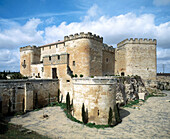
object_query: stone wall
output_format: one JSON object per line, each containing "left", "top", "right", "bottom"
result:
{"left": 116, "top": 38, "right": 157, "bottom": 80}
{"left": 0, "top": 79, "right": 59, "bottom": 115}
{"left": 72, "top": 76, "right": 148, "bottom": 125}
{"left": 102, "top": 44, "right": 115, "bottom": 76}
{"left": 73, "top": 77, "right": 117, "bottom": 125}
{"left": 20, "top": 46, "right": 41, "bottom": 77}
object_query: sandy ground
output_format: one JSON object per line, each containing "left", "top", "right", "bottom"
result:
{"left": 7, "top": 91, "right": 170, "bottom": 139}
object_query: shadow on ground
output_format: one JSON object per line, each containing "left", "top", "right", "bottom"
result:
{"left": 119, "top": 108, "right": 130, "bottom": 120}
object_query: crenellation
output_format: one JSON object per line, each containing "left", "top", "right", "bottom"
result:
{"left": 117, "top": 38, "right": 157, "bottom": 47}
{"left": 64, "top": 32, "right": 103, "bottom": 43}
{"left": 103, "top": 44, "right": 115, "bottom": 52}
{"left": 20, "top": 45, "right": 39, "bottom": 52}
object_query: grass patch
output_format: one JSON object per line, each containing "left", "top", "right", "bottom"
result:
{"left": 51, "top": 102, "right": 116, "bottom": 129}
{"left": 0, "top": 120, "right": 50, "bottom": 139}
{"left": 124, "top": 99, "right": 144, "bottom": 108}
{"left": 124, "top": 91, "right": 167, "bottom": 108}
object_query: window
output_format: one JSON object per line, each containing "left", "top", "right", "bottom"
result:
{"left": 58, "top": 55, "right": 60, "bottom": 60}
{"left": 106, "top": 58, "right": 109, "bottom": 62}
{"left": 49, "top": 46, "right": 51, "bottom": 49}
{"left": 73, "top": 61, "right": 75, "bottom": 66}
{"left": 49, "top": 56, "right": 51, "bottom": 61}
{"left": 42, "top": 47, "right": 44, "bottom": 51}
{"left": 56, "top": 45, "right": 58, "bottom": 48}
{"left": 22, "top": 60, "right": 26, "bottom": 68}
{"left": 121, "top": 72, "right": 125, "bottom": 76}
{"left": 41, "top": 67, "right": 44, "bottom": 72}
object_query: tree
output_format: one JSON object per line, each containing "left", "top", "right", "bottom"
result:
{"left": 82, "top": 103, "right": 88, "bottom": 124}
{"left": 108, "top": 107, "right": 113, "bottom": 126}
{"left": 57, "top": 89, "right": 60, "bottom": 103}
{"left": 66, "top": 92, "right": 71, "bottom": 113}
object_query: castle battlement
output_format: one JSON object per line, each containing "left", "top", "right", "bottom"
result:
{"left": 103, "top": 44, "right": 115, "bottom": 52}
{"left": 117, "top": 38, "right": 157, "bottom": 47}
{"left": 64, "top": 32, "right": 103, "bottom": 43}
{"left": 20, "top": 45, "right": 39, "bottom": 52}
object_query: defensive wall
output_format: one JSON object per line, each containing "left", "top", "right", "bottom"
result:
{"left": 0, "top": 79, "right": 59, "bottom": 115}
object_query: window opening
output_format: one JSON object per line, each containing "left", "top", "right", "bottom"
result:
{"left": 121, "top": 72, "right": 125, "bottom": 76}
{"left": 58, "top": 55, "right": 60, "bottom": 60}
{"left": 73, "top": 61, "right": 75, "bottom": 66}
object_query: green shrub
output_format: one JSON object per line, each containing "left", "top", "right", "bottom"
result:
{"left": 66, "top": 92, "right": 71, "bottom": 113}
{"left": 108, "top": 107, "right": 113, "bottom": 126}
{"left": 80, "top": 74, "right": 83, "bottom": 78}
{"left": 74, "top": 74, "right": 78, "bottom": 78}
{"left": 82, "top": 103, "right": 88, "bottom": 124}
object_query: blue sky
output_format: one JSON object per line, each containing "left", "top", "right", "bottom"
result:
{"left": 0, "top": 0, "right": 170, "bottom": 72}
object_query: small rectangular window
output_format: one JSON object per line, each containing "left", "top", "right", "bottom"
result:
{"left": 56, "top": 45, "right": 58, "bottom": 48}
{"left": 49, "top": 46, "right": 51, "bottom": 49}
{"left": 49, "top": 56, "right": 51, "bottom": 61}
{"left": 58, "top": 55, "right": 60, "bottom": 60}
{"left": 106, "top": 58, "right": 109, "bottom": 62}
{"left": 73, "top": 61, "right": 75, "bottom": 66}
{"left": 42, "top": 47, "right": 44, "bottom": 51}
{"left": 41, "top": 67, "right": 44, "bottom": 72}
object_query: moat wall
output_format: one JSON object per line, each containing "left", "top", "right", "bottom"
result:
{"left": 0, "top": 79, "right": 59, "bottom": 115}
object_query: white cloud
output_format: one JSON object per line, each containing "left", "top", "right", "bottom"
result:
{"left": 0, "top": 4, "right": 170, "bottom": 72}
{"left": 153, "top": 0, "right": 170, "bottom": 6}
{"left": 0, "top": 49, "right": 20, "bottom": 71}
{"left": 44, "top": 12, "right": 170, "bottom": 49}
{"left": 0, "top": 18, "right": 44, "bottom": 49}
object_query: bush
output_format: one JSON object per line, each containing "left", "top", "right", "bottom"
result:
{"left": 108, "top": 107, "right": 113, "bottom": 126}
{"left": 80, "top": 74, "right": 83, "bottom": 78}
{"left": 74, "top": 74, "right": 78, "bottom": 78}
{"left": 91, "top": 76, "right": 94, "bottom": 78}
{"left": 66, "top": 92, "right": 71, "bottom": 113}
{"left": 82, "top": 103, "right": 88, "bottom": 124}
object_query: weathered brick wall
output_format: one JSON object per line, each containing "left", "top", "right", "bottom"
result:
{"left": 0, "top": 79, "right": 59, "bottom": 115}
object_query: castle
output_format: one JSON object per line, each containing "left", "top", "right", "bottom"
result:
{"left": 18, "top": 32, "right": 157, "bottom": 125}
{"left": 20, "top": 32, "right": 157, "bottom": 80}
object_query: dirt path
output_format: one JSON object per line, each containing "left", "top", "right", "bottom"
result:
{"left": 8, "top": 91, "right": 170, "bottom": 139}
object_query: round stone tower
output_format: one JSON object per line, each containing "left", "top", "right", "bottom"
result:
{"left": 73, "top": 77, "right": 118, "bottom": 125}
{"left": 64, "top": 32, "right": 103, "bottom": 77}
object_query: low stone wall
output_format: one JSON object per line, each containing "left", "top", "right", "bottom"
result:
{"left": 157, "top": 76, "right": 170, "bottom": 90}
{"left": 0, "top": 79, "right": 59, "bottom": 115}
{"left": 73, "top": 77, "right": 117, "bottom": 125}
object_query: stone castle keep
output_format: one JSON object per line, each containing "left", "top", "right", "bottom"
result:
{"left": 0, "top": 32, "right": 157, "bottom": 125}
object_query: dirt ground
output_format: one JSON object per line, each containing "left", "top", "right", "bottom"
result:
{"left": 7, "top": 91, "right": 170, "bottom": 139}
